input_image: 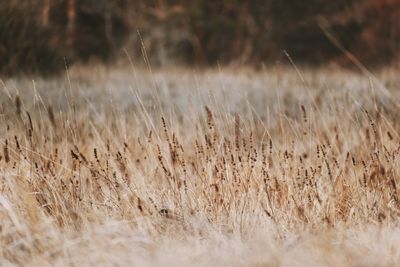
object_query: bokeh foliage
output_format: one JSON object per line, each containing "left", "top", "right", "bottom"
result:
{"left": 0, "top": 0, "right": 129, "bottom": 75}
{"left": 1, "top": 0, "right": 399, "bottom": 75}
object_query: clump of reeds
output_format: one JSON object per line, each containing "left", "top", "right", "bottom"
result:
{"left": 0, "top": 67, "right": 400, "bottom": 266}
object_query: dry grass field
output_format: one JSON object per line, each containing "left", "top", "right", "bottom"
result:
{"left": 1, "top": 65, "right": 400, "bottom": 266}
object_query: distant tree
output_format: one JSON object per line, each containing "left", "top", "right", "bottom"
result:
{"left": 350, "top": 0, "right": 400, "bottom": 64}
{"left": 0, "top": 1, "right": 62, "bottom": 75}
{"left": 48, "top": 0, "right": 129, "bottom": 62}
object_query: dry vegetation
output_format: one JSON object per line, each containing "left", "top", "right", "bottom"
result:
{"left": 0, "top": 65, "right": 400, "bottom": 266}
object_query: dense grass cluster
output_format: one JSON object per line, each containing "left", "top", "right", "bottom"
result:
{"left": 0, "top": 66, "right": 400, "bottom": 266}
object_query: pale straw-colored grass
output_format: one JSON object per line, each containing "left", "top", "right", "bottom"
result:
{"left": 0, "top": 65, "right": 400, "bottom": 266}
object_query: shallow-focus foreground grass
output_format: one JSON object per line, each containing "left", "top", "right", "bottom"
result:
{"left": 1, "top": 66, "right": 400, "bottom": 266}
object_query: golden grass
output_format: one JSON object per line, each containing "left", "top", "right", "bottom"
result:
{"left": 0, "top": 65, "right": 400, "bottom": 266}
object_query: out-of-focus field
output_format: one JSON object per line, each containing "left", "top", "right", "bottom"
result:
{"left": 1, "top": 66, "right": 400, "bottom": 266}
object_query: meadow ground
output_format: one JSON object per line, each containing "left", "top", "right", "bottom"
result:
{"left": 0, "top": 65, "right": 400, "bottom": 266}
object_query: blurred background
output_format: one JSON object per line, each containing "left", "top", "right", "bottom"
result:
{"left": 1, "top": 0, "right": 399, "bottom": 75}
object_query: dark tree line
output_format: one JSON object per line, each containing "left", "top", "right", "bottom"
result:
{"left": 0, "top": 0, "right": 129, "bottom": 75}
{"left": 1, "top": 0, "right": 399, "bottom": 75}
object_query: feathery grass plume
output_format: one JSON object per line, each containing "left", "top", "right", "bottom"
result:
{"left": 15, "top": 95, "right": 21, "bottom": 116}
{"left": 47, "top": 105, "right": 56, "bottom": 128}
{"left": 3, "top": 139, "right": 9, "bottom": 163}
